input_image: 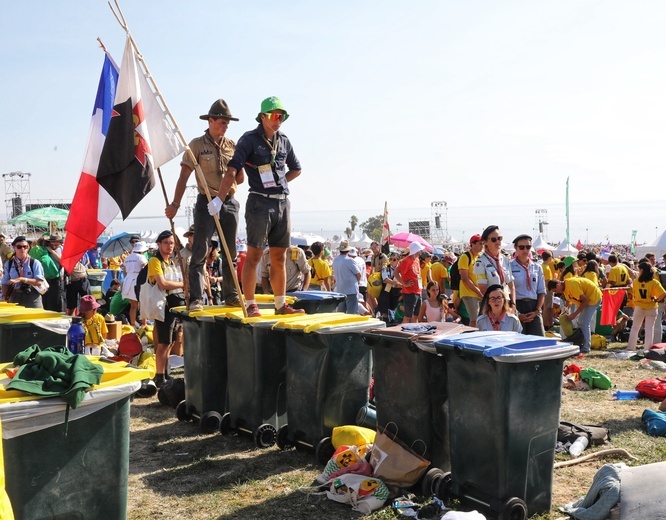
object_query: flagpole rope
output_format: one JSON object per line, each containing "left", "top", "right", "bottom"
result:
{"left": 108, "top": 0, "right": 247, "bottom": 317}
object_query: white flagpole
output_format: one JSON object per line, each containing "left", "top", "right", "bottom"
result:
{"left": 108, "top": 0, "right": 247, "bottom": 317}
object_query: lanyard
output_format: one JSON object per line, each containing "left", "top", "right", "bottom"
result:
{"left": 262, "top": 133, "right": 279, "bottom": 164}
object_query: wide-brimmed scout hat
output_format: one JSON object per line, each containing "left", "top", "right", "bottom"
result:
{"left": 200, "top": 99, "right": 239, "bottom": 121}
{"left": 256, "top": 96, "right": 289, "bottom": 122}
{"left": 79, "top": 294, "right": 100, "bottom": 313}
{"left": 338, "top": 240, "right": 351, "bottom": 253}
{"left": 47, "top": 234, "right": 63, "bottom": 243}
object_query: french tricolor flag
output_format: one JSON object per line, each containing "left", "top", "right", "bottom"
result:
{"left": 62, "top": 38, "right": 183, "bottom": 273}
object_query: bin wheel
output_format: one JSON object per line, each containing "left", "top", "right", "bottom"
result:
{"left": 254, "top": 424, "right": 277, "bottom": 448}
{"left": 276, "top": 425, "right": 293, "bottom": 450}
{"left": 434, "top": 471, "right": 452, "bottom": 501}
{"left": 422, "top": 467, "right": 445, "bottom": 497}
{"left": 315, "top": 437, "right": 335, "bottom": 465}
{"left": 200, "top": 411, "right": 223, "bottom": 434}
{"left": 498, "top": 497, "right": 528, "bottom": 520}
{"left": 158, "top": 387, "right": 171, "bottom": 407}
{"left": 176, "top": 400, "right": 191, "bottom": 422}
{"left": 219, "top": 412, "right": 231, "bottom": 435}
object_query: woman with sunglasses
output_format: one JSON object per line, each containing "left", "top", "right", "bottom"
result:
{"left": 474, "top": 225, "right": 516, "bottom": 311}
{"left": 417, "top": 281, "right": 458, "bottom": 322}
{"left": 1, "top": 236, "right": 46, "bottom": 308}
{"left": 476, "top": 284, "right": 522, "bottom": 332}
{"left": 510, "top": 234, "right": 546, "bottom": 335}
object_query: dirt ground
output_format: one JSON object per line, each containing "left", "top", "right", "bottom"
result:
{"left": 126, "top": 346, "right": 665, "bottom": 519}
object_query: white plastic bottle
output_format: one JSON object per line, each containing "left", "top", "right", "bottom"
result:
{"left": 569, "top": 436, "right": 589, "bottom": 457}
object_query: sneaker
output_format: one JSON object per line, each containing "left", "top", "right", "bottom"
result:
{"left": 275, "top": 304, "right": 305, "bottom": 315}
{"left": 224, "top": 297, "right": 242, "bottom": 307}
{"left": 246, "top": 303, "right": 261, "bottom": 318}
{"left": 188, "top": 300, "right": 204, "bottom": 312}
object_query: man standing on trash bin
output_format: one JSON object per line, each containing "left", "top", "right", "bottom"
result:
{"left": 165, "top": 99, "right": 243, "bottom": 311}
{"left": 212, "top": 96, "right": 304, "bottom": 318}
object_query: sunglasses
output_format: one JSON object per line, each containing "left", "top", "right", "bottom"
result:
{"left": 14, "top": 245, "right": 29, "bottom": 250}
{"left": 516, "top": 245, "right": 532, "bottom": 250}
{"left": 488, "top": 296, "right": 504, "bottom": 302}
{"left": 489, "top": 236, "right": 503, "bottom": 243}
{"left": 264, "top": 113, "right": 285, "bottom": 121}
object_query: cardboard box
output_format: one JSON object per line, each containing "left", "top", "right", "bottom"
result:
{"left": 106, "top": 321, "right": 122, "bottom": 340}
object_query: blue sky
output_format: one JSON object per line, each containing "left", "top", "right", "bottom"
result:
{"left": 1, "top": 1, "right": 665, "bottom": 243}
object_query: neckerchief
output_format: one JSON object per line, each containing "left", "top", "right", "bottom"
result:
{"left": 484, "top": 250, "right": 505, "bottom": 284}
{"left": 516, "top": 258, "right": 532, "bottom": 291}
{"left": 487, "top": 310, "right": 506, "bottom": 331}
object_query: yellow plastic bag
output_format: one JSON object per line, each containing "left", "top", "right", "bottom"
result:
{"left": 591, "top": 334, "right": 607, "bottom": 350}
{"left": 367, "top": 272, "right": 383, "bottom": 299}
{"left": 332, "top": 425, "right": 376, "bottom": 448}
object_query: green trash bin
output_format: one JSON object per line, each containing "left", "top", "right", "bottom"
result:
{"left": 360, "top": 322, "right": 474, "bottom": 494}
{"left": 0, "top": 380, "right": 140, "bottom": 520}
{"left": 173, "top": 307, "right": 241, "bottom": 434}
{"left": 275, "top": 315, "right": 382, "bottom": 463}
{"left": 433, "top": 331, "right": 579, "bottom": 519}
{"left": 0, "top": 310, "right": 68, "bottom": 363}
{"left": 218, "top": 311, "right": 336, "bottom": 448}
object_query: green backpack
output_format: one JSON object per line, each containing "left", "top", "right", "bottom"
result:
{"left": 580, "top": 367, "right": 612, "bottom": 390}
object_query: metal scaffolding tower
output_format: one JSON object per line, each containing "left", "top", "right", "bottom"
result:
{"left": 534, "top": 209, "right": 548, "bottom": 241}
{"left": 3, "top": 171, "right": 31, "bottom": 220}
{"left": 430, "top": 201, "right": 448, "bottom": 245}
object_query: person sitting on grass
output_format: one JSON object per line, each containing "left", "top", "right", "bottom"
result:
{"left": 79, "top": 294, "right": 108, "bottom": 353}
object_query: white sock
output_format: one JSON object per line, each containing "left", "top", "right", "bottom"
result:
{"left": 245, "top": 299, "right": 256, "bottom": 307}
{"left": 275, "top": 296, "right": 286, "bottom": 309}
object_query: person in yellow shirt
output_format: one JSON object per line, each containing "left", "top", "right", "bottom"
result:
{"left": 430, "top": 256, "right": 446, "bottom": 294}
{"left": 547, "top": 277, "right": 602, "bottom": 354}
{"left": 607, "top": 255, "right": 633, "bottom": 287}
{"left": 79, "top": 294, "right": 108, "bottom": 353}
{"left": 458, "top": 234, "right": 484, "bottom": 327}
{"left": 308, "top": 242, "right": 332, "bottom": 291}
{"left": 627, "top": 262, "right": 666, "bottom": 351}
{"left": 541, "top": 251, "right": 555, "bottom": 328}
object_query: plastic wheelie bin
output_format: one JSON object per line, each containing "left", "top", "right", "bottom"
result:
{"left": 87, "top": 269, "right": 108, "bottom": 301}
{"left": 289, "top": 290, "right": 346, "bottom": 314}
{"left": 275, "top": 314, "right": 384, "bottom": 463}
{"left": 0, "top": 308, "right": 68, "bottom": 362}
{"left": 0, "top": 358, "right": 150, "bottom": 520}
{"left": 433, "top": 331, "right": 579, "bottom": 519}
{"left": 173, "top": 307, "right": 242, "bottom": 434}
{"left": 218, "top": 310, "right": 337, "bottom": 448}
{"left": 360, "top": 322, "right": 474, "bottom": 494}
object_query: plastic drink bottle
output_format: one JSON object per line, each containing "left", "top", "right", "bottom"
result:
{"left": 569, "top": 435, "right": 589, "bottom": 457}
{"left": 612, "top": 390, "right": 641, "bottom": 400}
{"left": 67, "top": 316, "right": 86, "bottom": 355}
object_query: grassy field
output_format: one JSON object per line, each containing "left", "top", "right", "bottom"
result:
{"left": 127, "top": 344, "right": 666, "bottom": 519}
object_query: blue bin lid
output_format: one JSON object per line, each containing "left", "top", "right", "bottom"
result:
{"left": 434, "top": 330, "right": 579, "bottom": 362}
{"left": 290, "top": 290, "right": 346, "bottom": 301}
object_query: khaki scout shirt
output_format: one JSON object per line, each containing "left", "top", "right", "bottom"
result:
{"left": 182, "top": 130, "right": 237, "bottom": 198}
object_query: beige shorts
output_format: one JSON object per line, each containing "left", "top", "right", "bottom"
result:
{"left": 462, "top": 296, "right": 481, "bottom": 321}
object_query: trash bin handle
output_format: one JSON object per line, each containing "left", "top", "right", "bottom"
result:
{"left": 410, "top": 439, "right": 428, "bottom": 458}
{"left": 453, "top": 345, "right": 466, "bottom": 359}
{"left": 407, "top": 338, "right": 420, "bottom": 353}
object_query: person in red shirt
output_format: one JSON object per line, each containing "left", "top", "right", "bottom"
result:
{"left": 394, "top": 242, "right": 425, "bottom": 323}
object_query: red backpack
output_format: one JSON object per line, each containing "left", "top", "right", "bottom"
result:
{"left": 636, "top": 378, "right": 666, "bottom": 401}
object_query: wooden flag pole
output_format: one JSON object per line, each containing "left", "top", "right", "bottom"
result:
{"left": 157, "top": 167, "right": 189, "bottom": 306}
{"left": 108, "top": 0, "right": 247, "bottom": 317}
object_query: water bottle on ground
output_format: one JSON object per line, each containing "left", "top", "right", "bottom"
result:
{"left": 613, "top": 390, "right": 641, "bottom": 400}
{"left": 67, "top": 316, "right": 86, "bottom": 355}
{"left": 569, "top": 435, "right": 589, "bottom": 457}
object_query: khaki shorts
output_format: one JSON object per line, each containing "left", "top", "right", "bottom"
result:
{"left": 462, "top": 296, "right": 481, "bottom": 321}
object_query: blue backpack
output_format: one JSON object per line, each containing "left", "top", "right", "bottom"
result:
{"left": 642, "top": 409, "right": 666, "bottom": 437}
